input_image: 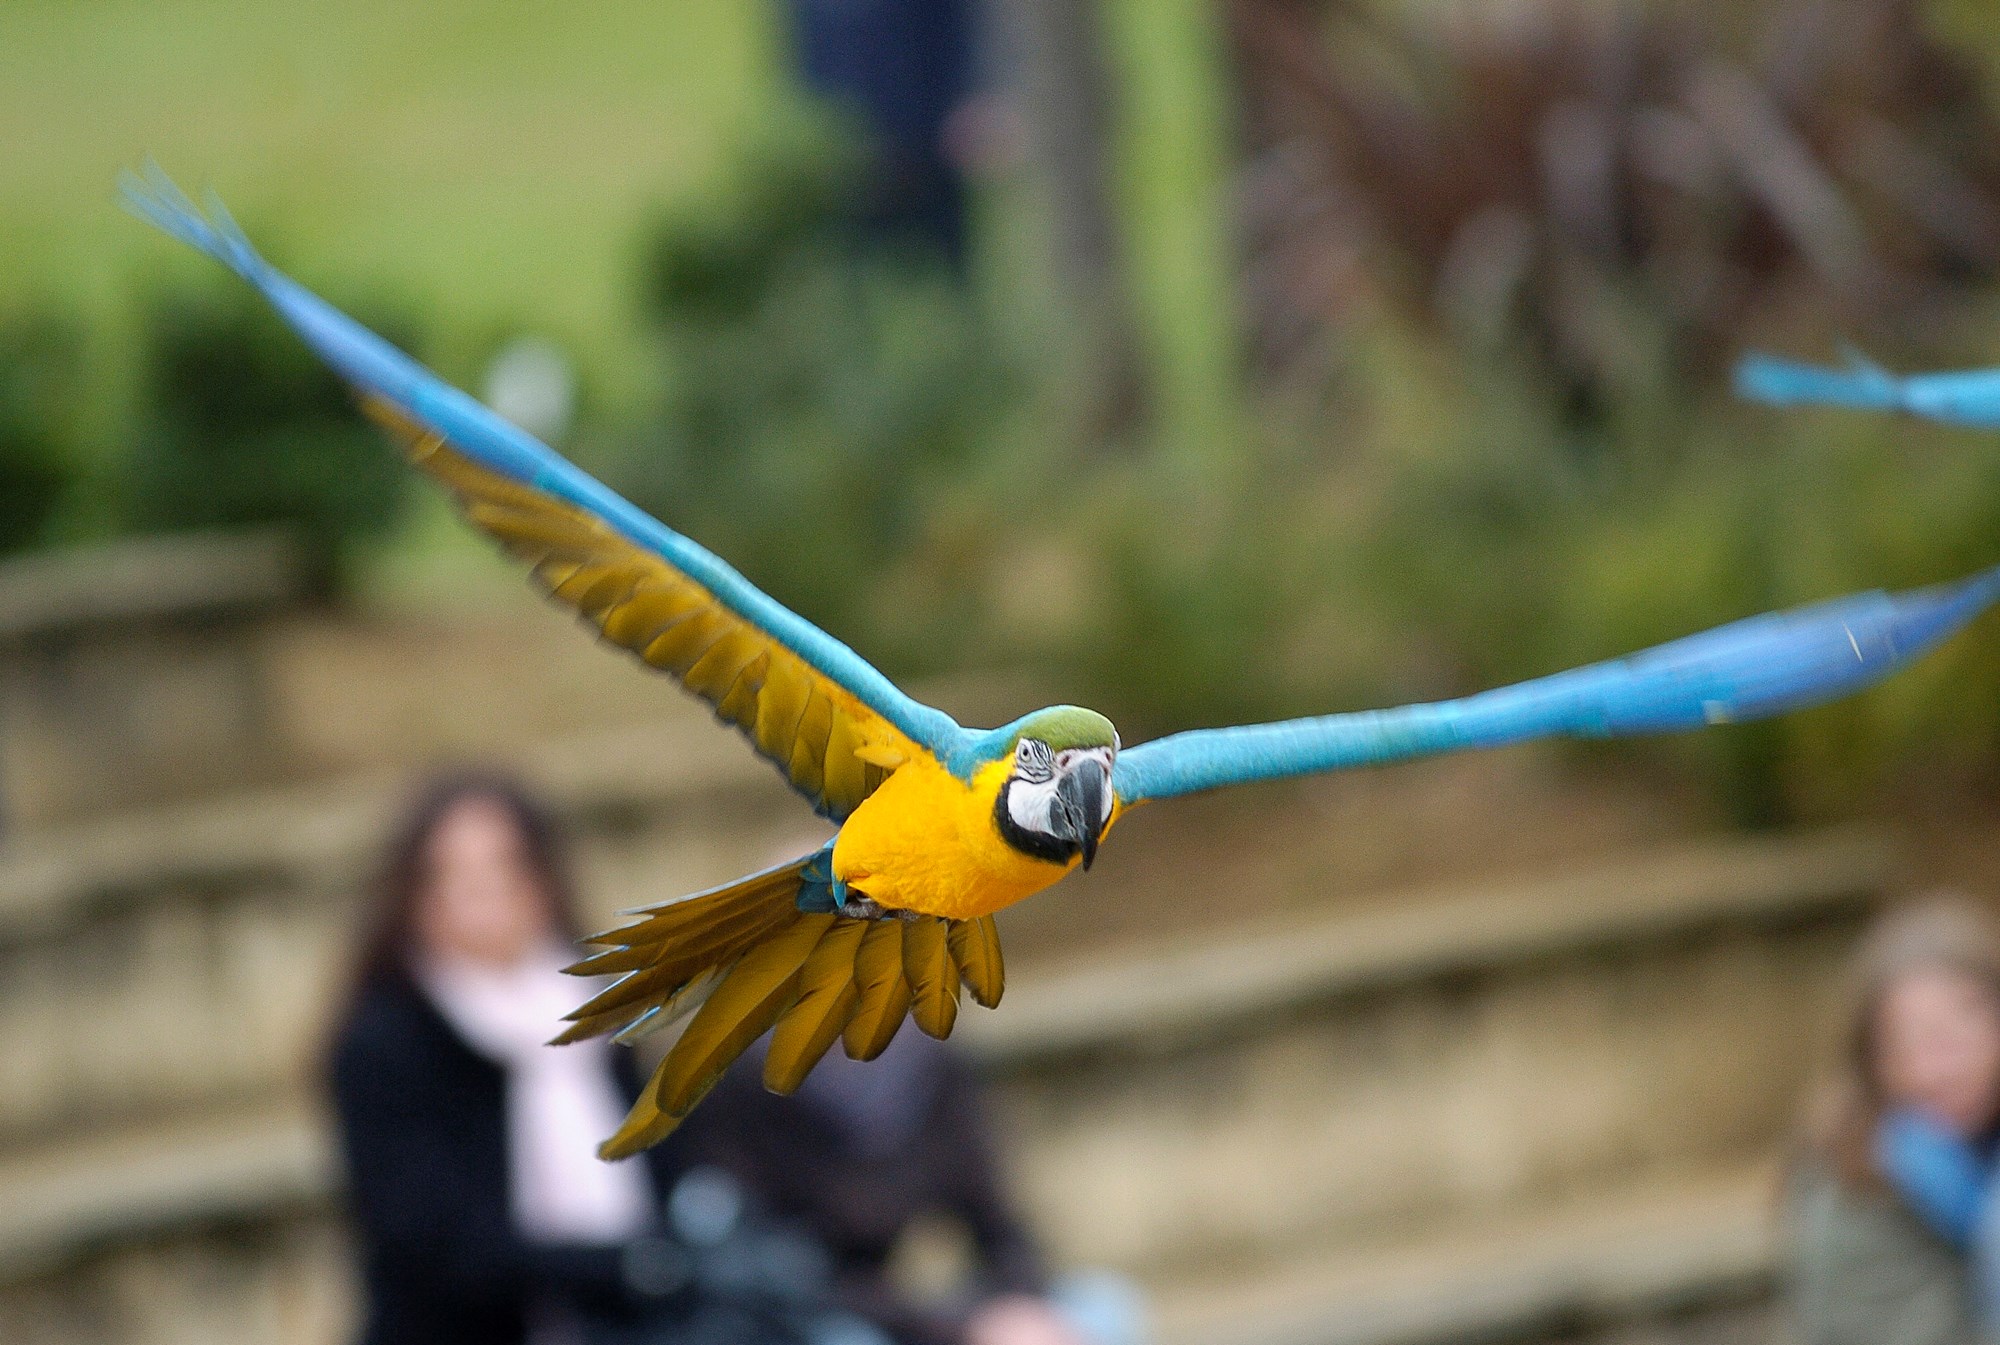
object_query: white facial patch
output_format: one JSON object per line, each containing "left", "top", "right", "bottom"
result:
{"left": 1006, "top": 774, "right": 1064, "bottom": 834}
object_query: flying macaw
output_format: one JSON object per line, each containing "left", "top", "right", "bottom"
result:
{"left": 1736, "top": 349, "right": 2000, "bottom": 429}
{"left": 127, "top": 168, "right": 2000, "bottom": 1159}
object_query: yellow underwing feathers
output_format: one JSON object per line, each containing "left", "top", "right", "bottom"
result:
{"left": 853, "top": 741, "right": 909, "bottom": 770}
{"left": 904, "top": 916, "right": 961, "bottom": 1040}
{"left": 354, "top": 395, "right": 927, "bottom": 826}
{"left": 843, "top": 921, "right": 912, "bottom": 1061}
{"left": 649, "top": 913, "right": 835, "bottom": 1120}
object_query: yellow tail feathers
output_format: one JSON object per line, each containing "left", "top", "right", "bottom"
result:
{"left": 903, "top": 917, "right": 960, "bottom": 1039}
{"left": 575, "top": 867, "right": 1009, "bottom": 1160}
{"left": 841, "top": 921, "right": 913, "bottom": 1063}
{"left": 763, "top": 919, "right": 869, "bottom": 1094}
{"left": 948, "top": 916, "right": 1004, "bottom": 1009}
{"left": 651, "top": 914, "right": 835, "bottom": 1118}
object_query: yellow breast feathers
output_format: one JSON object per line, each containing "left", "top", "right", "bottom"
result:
{"left": 833, "top": 757, "right": 1076, "bottom": 920}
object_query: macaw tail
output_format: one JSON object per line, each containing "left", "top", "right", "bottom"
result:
{"left": 561, "top": 852, "right": 1004, "bottom": 1160}
{"left": 1734, "top": 350, "right": 1902, "bottom": 412}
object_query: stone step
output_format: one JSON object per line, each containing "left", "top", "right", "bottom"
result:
{"left": 0, "top": 1101, "right": 327, "bottom": 1287}
{"left": 0, "top": 1104, "right": 1778, "bottom": 1345}
{"left": 0, "top": 530, "right": 309, "bottom": 829}
{"left": 1151, "top": 1164, "right": 1775, "bottom": 1345}
{"left": 968, "top": 831, "right": 1882, "bottom": 1274}
{"left": 0, "top": 717, "right": 829, "bottom": 1150}
{"left": 965, "top": 830, "right": 1889, "bottom": 1065}
{"left": 0, "top": 829, "right": 1883, "bottom": 1324}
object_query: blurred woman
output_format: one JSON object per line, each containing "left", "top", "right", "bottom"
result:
{"left": 1788, "top": 898, "right": 2000, "bottom": 1344}
{"left": 328, "top": 773, "right": 693, "bottom": 1345}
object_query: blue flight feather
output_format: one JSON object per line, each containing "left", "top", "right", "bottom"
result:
{"left": 121, "top": 167, "right": 969, "bottom": 765}
{"left": 1114, "top": 565, "right": 2000, "bottom": 803}
{"left": 1736, "top": 348, "right": 2000, "bottom": 430}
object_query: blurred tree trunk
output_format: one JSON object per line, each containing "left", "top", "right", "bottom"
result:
{"left": 996, "top": 0, "right": 1150, "bottom": 443}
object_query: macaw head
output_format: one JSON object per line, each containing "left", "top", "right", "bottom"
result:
{"left": 993, "top": 706, "right": 1119, "bottom": 869}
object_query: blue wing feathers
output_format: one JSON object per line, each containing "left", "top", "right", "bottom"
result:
{"left": 1736, "top": 348, "right": 2000, "bottom": 430}
{"left": 1734, "top": 351, "right": 1902, "bottom": 413}
{"left": 1115, "top": 566, "right": 2000, "bottom": 803}
{"left": 123, "top": 169, "right": 966, "bottom": 760}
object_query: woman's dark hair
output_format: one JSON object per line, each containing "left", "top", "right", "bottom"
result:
{"left": 348, "top": 770, "right": 586, "bottom": 995}
{"left": 1800, "top": 895, "right": 2000, "bottom": 1189}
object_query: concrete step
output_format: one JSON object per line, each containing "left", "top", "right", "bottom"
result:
{"left": 969, "top": 831, "right": 1883, "bottom": 1275}
{"left": 0, "top": 1110, "right": 1778, "bottom": 1345}
{"left": 0, "top": 531, "right": 309, "bottom": 828}
{"left": 0, "top": 1102, "right": 327, "bottom": 1288}
{"left": 0, "top": 828, "right": 1884, "bottom": 1345}
{"left": 1152, "top": 1164, "right": 1775, "bottom": 1345}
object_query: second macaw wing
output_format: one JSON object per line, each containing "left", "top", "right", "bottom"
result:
{"left": 122, "top": 168, "right": 970, "bottom": 821}
{"left": 1736, "top": 350, "right": 2000, "bottom": 430}
{"left": 1114, "top": 565, "right": 2000, "bottom": 804}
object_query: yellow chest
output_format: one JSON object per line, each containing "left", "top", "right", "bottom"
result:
{"left": 831, "top": 757, "right": 1076, "bottom": 920}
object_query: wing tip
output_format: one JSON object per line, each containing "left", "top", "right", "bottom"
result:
{"left": 119, "top": 161, "right": 269, "bottom": 283}
{"left": 1733, "top": 348, "right": 1899, "bottom": 411}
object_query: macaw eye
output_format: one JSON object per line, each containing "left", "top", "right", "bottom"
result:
{"left": 1015, "top": 739, "right": 1054, "bottom": 779}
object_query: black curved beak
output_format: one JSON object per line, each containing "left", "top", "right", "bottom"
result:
{"left": 1055, "top": 758, "right": 1110, "bottom": 869}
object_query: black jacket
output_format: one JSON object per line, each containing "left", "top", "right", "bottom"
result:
{"left": 328, "top": 973, "right": 689, "bottom": 1345}
{"left": 680, "top": 1042, "right": 1046, "bottom": 1345}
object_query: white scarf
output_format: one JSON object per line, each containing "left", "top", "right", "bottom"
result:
{"left": 417, "top": 948, "right": 654, "bottom": 1244}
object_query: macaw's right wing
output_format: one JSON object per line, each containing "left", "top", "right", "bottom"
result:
{"left": 1113, "top": 564, "right": 2000, "bottom": 804}
{"left": 120, "top": 166, "right": 972, "bottom": 823}
{"left": 1736, "top": 350, "right": 2000, "bottom": 430}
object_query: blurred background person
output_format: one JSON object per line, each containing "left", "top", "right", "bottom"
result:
{"left": 781, "top": 0, "right": 997, "bottom": 270}
{"left": 685, "top": 1027, "right": 1142, "bottom": 1345}
{"left": 1787, "top": 898, "right": 2000, "bottom": 1345}
{"left": 327, "top": 773, "right": 699, "bottom": 1345}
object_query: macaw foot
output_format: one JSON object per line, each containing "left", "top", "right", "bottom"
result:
{"left": 838, "top": 896, "right": 920, "bottom": 922}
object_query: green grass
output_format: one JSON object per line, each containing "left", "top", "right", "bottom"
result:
{"left": 0, "top": 0, "right": 1246, "bottom": 419}
{"left": 0, "top": 0, "right": 780, "bottom": 404}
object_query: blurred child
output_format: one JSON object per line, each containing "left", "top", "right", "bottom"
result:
{"left": 1788, "top": 897, "right": 2000, "bottom": 1344}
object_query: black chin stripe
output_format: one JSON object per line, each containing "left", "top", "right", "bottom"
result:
{"left": 994, "top": 779, "right": 1078, "bottom": 865}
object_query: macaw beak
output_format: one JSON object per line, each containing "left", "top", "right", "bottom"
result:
{"left": 1055, "top": 757, "right": 1110, "bottom": 870}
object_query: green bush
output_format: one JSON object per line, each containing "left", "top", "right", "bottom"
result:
{"left": 614, "top": 129, "right": 1014, "bottom": 674}
{"left": 0, "top": 313, "right": 85, "bottom": 555}
{"left": 125, "top": 276, "right": 416, "bottom": 593}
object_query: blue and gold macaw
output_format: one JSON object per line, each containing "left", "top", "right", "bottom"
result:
{"left": 127, "top": 169, "right": 2000, "bottom": 1158}
{"left": 1737, "top": 348, "right": 2000, "bottom": 429}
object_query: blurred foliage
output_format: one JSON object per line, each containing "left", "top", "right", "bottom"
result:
{"left": 0, "top": 313, "right": 86, "bottom": 556}
{"left": 611, "top": 126, "right": 1019, "bottom": 672}
{"left": 1173, "top": 0, "right": 2000, "bottom": 823}
{"left": 1229, "top": 0, "right": 2000, "bottom": 414}
{"left": 124, "top": 279, "right": 417, "bottom": 594}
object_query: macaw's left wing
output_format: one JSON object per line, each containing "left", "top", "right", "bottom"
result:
{"left": 1113, "top": 565, "right": 2000, "bottom": 804}
{"left": 122, "top": 168, "right": 970, "bottom": 822}
{"left": 1736, "top": 350, "right": 2000, "bottom": 430}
